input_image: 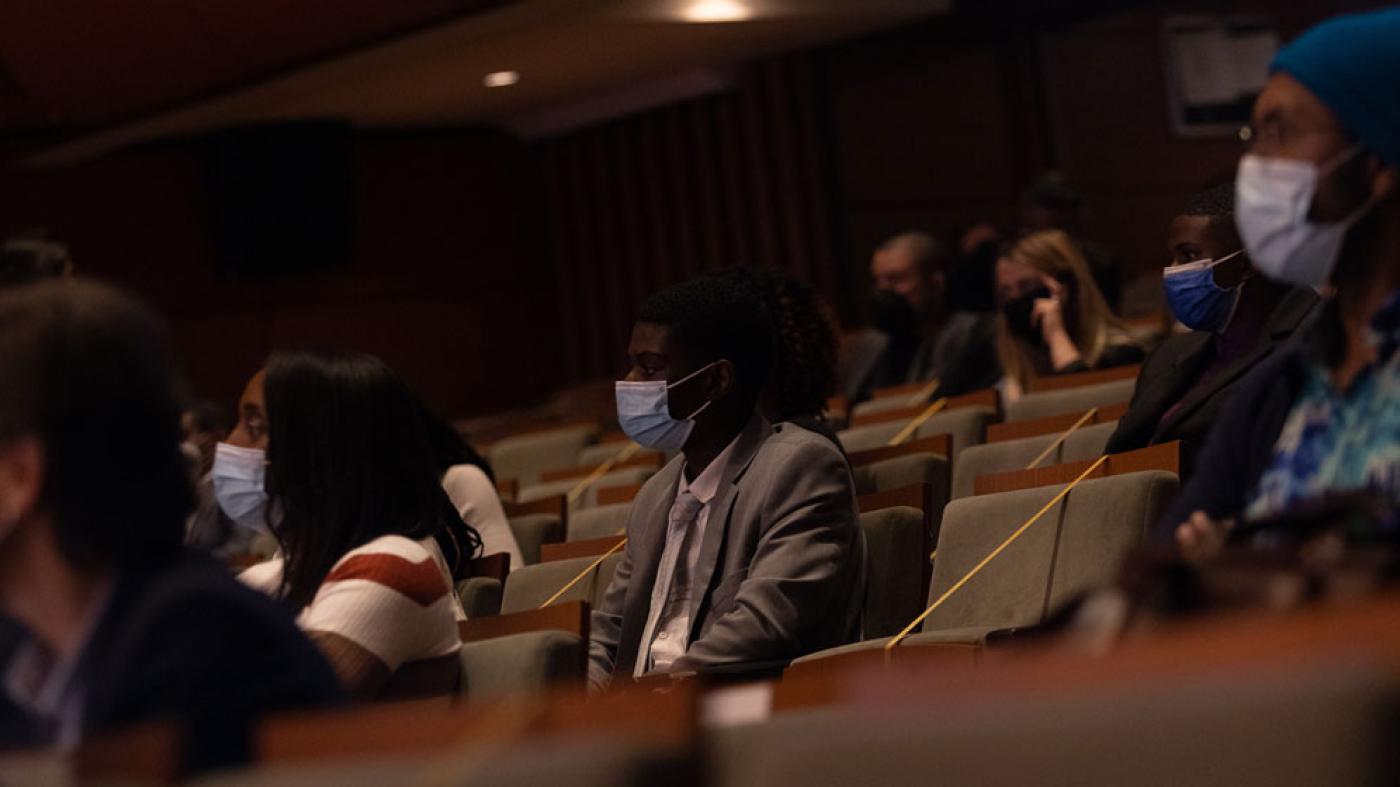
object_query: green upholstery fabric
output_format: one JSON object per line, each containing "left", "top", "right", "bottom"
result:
{"left": 717, "top": 664, "right": 1390, "bottom": 787}
{"left": 849, "top": 393, "right": 931, "bottom": 420}
{"left": 456, "top": 576, "right": 502, "bottom": 618}
{"left": 951, "top": 421, "right": 1120, "bottom": 499}
{"left": 951, "top": 433, "right": 1060, "bottom": 500}
{"left": 567, "top": 503, "right": 632, "bottom": 542}
{"left": 517, "top": 466, "right": 656, "bottom": 511}
{"left": 488, "top": 425, "right": 598, "bottom": 486}
{"left": 857, "top": 506, "right": 927, "bottom": 639}
{"left": 1004, "top": 378, "right": 1137, "bottom": 423}
{"left": 1061, "top": 420, "right": 1118, "bottom": 462}
{"left": 838, "top": 406, "right": 993, "bottom": 456}
{"left": 1044, "top": 470, "right": 1177, "bottom": 612}
{"left": 796, "top": 470, "right": 1179, "bottom": 668}
{"left": 507, "top": 513, "right": 564, "bottom": 566}
{"left": 458, "top": 630, "right": 585, "bottom": 700}
{"left": 852, "top": 452, "right": 948, "bottom": 498}
{"left": 502, "top": 556, "right": 604, "bottom": 614}
{"left": 923, "top": 471, "right": 1176, "bottom": 634}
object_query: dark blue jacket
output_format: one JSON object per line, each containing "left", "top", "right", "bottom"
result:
{"left": 0, "top": 549, "right": 343, "bottom": 772}
{"left": 1155, "top": 300, "right": 1335, "bottom": 540}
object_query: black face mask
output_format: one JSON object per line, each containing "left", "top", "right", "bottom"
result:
{"left": 1001, "top": 285, "right": 1052, "bottom": 346}
{"left": 870, "top": 288, "right": 918, "bottom": 340}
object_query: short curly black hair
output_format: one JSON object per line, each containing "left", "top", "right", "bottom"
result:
{"left": 1183, "top": 182, "right": 1234, "bottom": 219}
{"left": 636, "top": 273, "right": 773, "bottom": 413}
{"left": 721, "top": 265, "right": 837, "bottom": 422}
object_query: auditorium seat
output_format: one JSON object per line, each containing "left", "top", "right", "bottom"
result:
{"left": 517, "top": 466, "right": 657, "bottom": 512}
{"left": 857, "top": 506, "right": 928, "bottom": 638}
{"left": 502, "top": 557, "right": 604, "bottom": 613}
{"left": 719, "top": 661, "right": 1390, "bottom": 787}
{"left": 951, "top": 421, "right": 1118, "bottom": 499}
{"left": 458, "top": 630, "right": 584, "bottom": 700}
{"left": 837, "top": 406, "right": 993, "bottom": 456}
{"left": 849, "top": 389, "right": 938, "bottom": 421}
{"left": 1004, "top": 379, "right": 1137, "bottom": 422}
{"left": 457, "top": 576, "right": 503, "bottom": 618}
{"left": 1061, "top": 421, "right": 1118, "bottom": 461}
{"left": 488, "top": 425, "right": 599, "bottom": 486}
{"left": 568, "top": 503, "right": 633, "bottom": 542}
{"left": 791, "top": 471, "right": 1177, "bottom": 663}
{"left": 851, "top": 452, "right": 947, "bottom": 500}
{"left": 508, "top": 513, "right": 565, "bottom": 566}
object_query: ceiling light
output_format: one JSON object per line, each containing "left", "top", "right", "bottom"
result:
{"left": 483, "top": 70, "right": 520, "bottom": 88}
{"left": 680, "top": 0, "right": 753, "bottom": 23}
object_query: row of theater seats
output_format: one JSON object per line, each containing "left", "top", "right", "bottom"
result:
{"left": 39, "top": 591, "right": 1400, "bottom": 785}
{"left": 440, "top": 363, "right": 1181, "bottom": 700}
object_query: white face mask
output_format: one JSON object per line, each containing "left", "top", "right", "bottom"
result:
{"left": 1235, "top": 144, "right": 1375, "bottom": 290}
{"left": 211, "top": 442, "right": 270, "bottom": 532}
{"left": 614, "top": 362, "right": 717, "bottom": 452}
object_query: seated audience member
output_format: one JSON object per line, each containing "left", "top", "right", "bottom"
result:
{"left": 995, "top": 229, "right": 1144, "bottom": 401}
{"left": 860, "top": 232, "right": 999, "bottom": 398}
{"left": 182, "top": 399, "right": 231, "bottom": 477}
{"left": 589, "top": 275, "right": 864, "bottom": 690}
{"left": 1165, "top": 8, "right": 1400, "bottom": 561}
{"left": 1106, "top": 184, "right": 1320, "bottom": 470}
{"left": 1020, "top": 172, "right": 1126, "bottom": 313}
{"left": 231, "top": 349, "right": 483, "bottom": 699}
{"left": 424, "top": 409, "right": 524, "bottom": 571}
{"left": 182, "top": 399, "right": 260, "bottom": 558}
{"left": 723, "top": 265, "right": 840, "bottom": 440}
{"left": 0, "top": 235, "right": 72, "bottom": 287}
{"left": 0, "top": 282, "right": 340, "bottom": 766}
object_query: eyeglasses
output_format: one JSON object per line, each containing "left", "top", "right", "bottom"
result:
{"left": 1238, "top": 119, "right": 1350, "bottom": 155}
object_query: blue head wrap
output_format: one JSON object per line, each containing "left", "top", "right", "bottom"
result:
{"left": 1272, "top": 7, "right": 1400, "bottom": 169}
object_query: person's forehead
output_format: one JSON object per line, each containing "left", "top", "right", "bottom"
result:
{"left": 1254, "top": 72, "right": 1340, "bottom": 130}
{"left": 1168, "top": 214, "right": 1213, "bottom": 242}
{"left": 629, "top": 321, "right": 672, "bottom": 353}
{"left": 996, "top": 254, "right": 1037, "bottom": 279}
{"left": 871, "top": 246, "right": 914, "bottom": 273}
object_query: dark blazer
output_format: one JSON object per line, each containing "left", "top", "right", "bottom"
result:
{"left": 588, "top": 417, "right": 865, "bottom": 688}
{"left": 0, "top": 549, "right": 342, "bottom": 772}
{"left": 1107, "top": 288, "right": 1320, "bottom": 471}
{"left": 1154, "top": 298, "right": 1343, "bottom": 541}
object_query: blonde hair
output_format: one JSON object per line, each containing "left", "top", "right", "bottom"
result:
{"left": 996, "top": 229, "right": 1130, "bottom": 392}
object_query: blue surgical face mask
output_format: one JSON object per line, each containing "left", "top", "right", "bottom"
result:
{"left": 1163, "top": 250, "right": 1246, "bottom": 333}
{"left": 211, "top": 442, "right": 270, "bottom": 532}
{"left": 615, "top": 362, "right": 717, "bottom": 452}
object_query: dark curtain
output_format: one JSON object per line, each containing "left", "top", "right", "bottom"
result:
{"left": 535, "top": 55, "right": 839, "bottom": 383}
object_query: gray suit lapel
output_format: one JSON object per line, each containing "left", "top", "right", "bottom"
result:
{"left": 686, "top": 416, "right": 772, "bottom": 628}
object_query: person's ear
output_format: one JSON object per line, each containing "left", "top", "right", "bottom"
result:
{"left": 708, "top": 360, "right": 735, "bottom": 401}
{"left": 0, "top": 436, "right": 45, "bottom": 530}
{"left": 1369, "top": 156, "right": 1397, "bottom": 201}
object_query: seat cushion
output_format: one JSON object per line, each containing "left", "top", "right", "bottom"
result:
{"left": 507, "top": 513, "right": 564, "bottom": 566}
{"left": 458, "top": 631, "right": 584, "bottom": 700}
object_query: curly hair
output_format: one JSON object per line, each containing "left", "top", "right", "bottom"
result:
{"left": 721, "top": 265, "right": 838, "bottom": 422}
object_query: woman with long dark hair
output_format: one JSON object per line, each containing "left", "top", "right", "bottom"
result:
{"left": 230, "top": 348, "right": 481, "bottom": 699}
{"left": 421, "top": 408, "right": 524, "bottom": 571}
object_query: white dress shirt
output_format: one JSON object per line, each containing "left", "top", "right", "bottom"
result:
{"left": 633, "top": 434, "right": 742, "bottom": 677}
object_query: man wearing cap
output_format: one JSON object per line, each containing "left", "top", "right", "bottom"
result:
{"left": 1160, "top": 8, "right": 1400, "bottom": 559}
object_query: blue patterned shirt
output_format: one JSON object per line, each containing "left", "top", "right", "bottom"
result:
{"left": 1245, "top": 290, "right": 1400, "bottom": 522}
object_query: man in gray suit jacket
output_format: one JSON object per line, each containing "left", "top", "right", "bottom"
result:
{"left": 589, "top": 276, "right": 864, "bottom": 691}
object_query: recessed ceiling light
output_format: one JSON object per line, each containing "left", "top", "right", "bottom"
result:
{"left": 483, "top": 70, "right": 520, "bottom": 88}
{"left": 680, "top": 0, "right": 752, "bottom": 23}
